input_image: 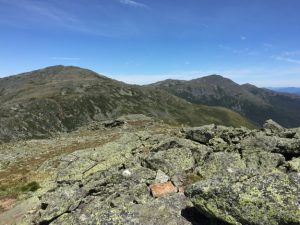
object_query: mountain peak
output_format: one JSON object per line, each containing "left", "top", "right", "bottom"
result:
{"left": 0, "top": 65, "right": 108, "bottom": 89}
{"left": 151, "top": 75, "right": 300, "bottom": 127}
{"left": 193, "top": 74, "right": 232, "bottom": 82}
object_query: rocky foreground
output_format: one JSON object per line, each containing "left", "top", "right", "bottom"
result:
{"left": 1, "top": 116, "right": 300, "bottom": 225}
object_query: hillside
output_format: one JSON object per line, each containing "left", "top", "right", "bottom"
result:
{"left": 0, "top": 66, "right": 254, "bottom": 142}
{"left": 151, "top": 75, "right": 300, "bottom": 127}
{"left": 0, "top": 117, "right": 299, "bottom": 225}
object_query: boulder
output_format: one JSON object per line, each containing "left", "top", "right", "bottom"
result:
{"left": 286, "top": 157, "right": 300, "bottom": 172}
{"left": 197, "top": 152, "right": 246, "bottom": 179}
{"left": 242, "top": 149, "right": 285, "bottom": 172}
{"left": 145, "top": 147, "right": 195, "bottom": 176}
{"left": 186, "top": 125, "right": 215, "bottom": 144}
{"left": 150, "top": 181, "right": 177, "bottom": 198}
{"left": 186, "top": 170, "right": 300, "bottom": 225}
{"left": 263, "top": 119, "right": 284, "bottom": 133}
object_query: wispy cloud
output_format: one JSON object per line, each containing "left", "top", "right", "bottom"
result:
{"left": 0, "top": 0, "right": 140, "bottom": 37}
{"left": 218, "top": 44, "right": 259, "bottom": 56}
{"left": 262, "top": 43, "right": 273, "bottom": 48}
{"left": 119, "top": 0, "right": 148, "bottom": 8}
{"left": 240, "top": 35, "right": 246, "bottom": 41}
{"left": 274, "top": 51, "right": 300, "bottom": 64}
{"left": 51, "top": 57, "right": 81, "bottom": 61}
{"left": 274, "top": 56, "right": 300, "bottom": 64}
{"left": 282, "top": 51, "right": 300, "bottom": 56}
{"left": 1, "top": 0, "right": 77, "bottom": 23}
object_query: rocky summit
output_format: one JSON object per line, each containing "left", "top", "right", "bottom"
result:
{"left": 1, "top": 116, "right": 299, "bottom": 225}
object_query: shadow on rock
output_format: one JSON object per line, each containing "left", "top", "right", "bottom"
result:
{"left": 181, "top": 207, "right": 229, "bottom": 225}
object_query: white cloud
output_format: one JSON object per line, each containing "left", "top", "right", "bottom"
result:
{"left": 119, "top": 0, "right": 148, "bottom": 8}
{"left": 274, "top": 56, "right": 300, "bottom": 64}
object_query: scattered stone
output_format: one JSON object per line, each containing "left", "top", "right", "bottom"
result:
{"left": 2, "top": 118, "right": 300, "bottom": 225}
{"left": 150, "top": 181, "right": 177, "bottom": 198}
{"left": 186, "top": 125, "right": 215, "bottom": 144}
{"left": 263, "top": 119, "right": 284, "bottom": 132}
{"left": 286, "top": 157, "right": 300, "bottom": 172}
{"left": 154, "top": 169, "right": 169, "bottom": 183}
{"left": 122, "top": 169, "right": 132, "bottom": 178}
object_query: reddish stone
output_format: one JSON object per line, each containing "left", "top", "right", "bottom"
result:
{"left": 150, "top": 181, "right": 177, "bottom": 198}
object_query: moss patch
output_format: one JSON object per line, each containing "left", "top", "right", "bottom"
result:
{"left": 0, "top": 181, "right": 41, "bottom": 199}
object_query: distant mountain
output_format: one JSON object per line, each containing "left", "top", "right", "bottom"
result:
{"left": 268, "top": 87, "right": 300, "bottom": 96}
{"left": 0, "top": 66, "right": 254, "bottom": 141}
{"left": 150, "top": 75, "right": 300, "bottom": 127}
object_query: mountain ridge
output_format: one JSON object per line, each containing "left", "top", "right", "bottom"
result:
{"left": 150, "top": 75, "right": 300, "bottom": 127}
{"left": 0, "top": 66, "right": 254, "bottom": 142}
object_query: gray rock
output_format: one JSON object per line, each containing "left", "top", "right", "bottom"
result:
{"left": 263, "top": 119, "right": 284, "bottom": 132}
{"left": 197, "top": 152, "right": 246, "bottom": 179}
{"left": 186, "top": 125, "right": 215, "bottom": 144}
{"left": 242, "top": 149, "right": 285, "bottom": 172}
{"left": 186, "top": 170, "right": 300, "bottom": 225}
{"left": 285, "top": 157, "right": 300, "bottom": 172}
{"left": 155, "top": 170, "right": 170, "bottom": 183}
{"left": 145, "top": 147, "right": 195, "bottom": 176}
{"left": 11, "top": 120, "right": 300, "bottom": 225}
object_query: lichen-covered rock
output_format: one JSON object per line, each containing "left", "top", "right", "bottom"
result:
{"left": 242, "top": 149, "right": 285, "bottom": 172}
{"left": 263, "top": 119, "right": 284, "bottom": 133}
{"left": 263, "top": 119, "right": 297, "bottom": 138}
{"left": 196, "top": 152, "right": 246, "bottom": 179}
{"left": 286, "top": 157, "right": 300, "bottom": 172}
{"left": 144, "top": 147, "right": 195, "bottom": 176}
{"left": 7, "top": 119, "right": 300, "bottom": 225}
{"left": 241, "top": 131, "right": 300, "bottom": 157}
{"left": 155, "top": 170, "right": 170, "bottom": 183}
{"left": 186, "top": 170, "right": 300, "bottom": 225}
{"left": 186, "top": 125, "right": 216, "bottom": 144}
{"left": 49, "top": 193, "right": 194, "bottom": 225}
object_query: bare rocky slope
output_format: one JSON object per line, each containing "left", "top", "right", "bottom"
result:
{"left": 150, "top": 75, "right": 300, "bottom": 127}
{"left": 1, "top": 66, "right": 299, "bottom": 225}
{"left": 0, "top": 66, "right": 254, "bottom": 142}
{"left": 0, "top": 116, "right": 299, "bottom": 225}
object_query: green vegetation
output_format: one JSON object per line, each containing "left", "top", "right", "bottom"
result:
{"left": 0, "top": 181, "right": 41, "bottom": 199}
{"left": 185, "top": 173, "right": 204, "bottom": 186}
{"left": 0, "top": 66, "right": 255, "bottom": 142}
{"left": 151, "top": 75, "right": 300, "bottom": 127}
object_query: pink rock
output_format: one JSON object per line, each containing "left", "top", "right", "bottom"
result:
{"left": 150, "top": 181, "right": 177, "bottom": 198}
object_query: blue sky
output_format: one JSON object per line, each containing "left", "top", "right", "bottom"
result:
{"left": 0, "top": 0, "right": 300, "bottom": 86}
